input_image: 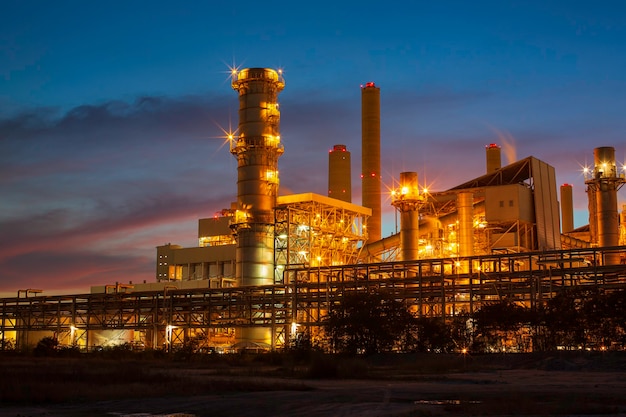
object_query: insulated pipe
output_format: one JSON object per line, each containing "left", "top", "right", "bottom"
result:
{"left": 620, "top": 204, "right": 626, "bottom": 246}
{"left": 361, "top": 82, "right": 382, "bottom": 243}
{"left": 457, "top": 192, "right": 474, "bottom": 257}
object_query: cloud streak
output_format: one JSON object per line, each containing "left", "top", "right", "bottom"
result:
{"left": 0, "top": 94, "right": 239, "bottom": 295}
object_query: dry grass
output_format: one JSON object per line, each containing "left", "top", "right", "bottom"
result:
{"left": 0, "top": 355, "right": 310, "bottom": 405}
{"left": 2, "top": 351, "right": 626, "bottom": 416}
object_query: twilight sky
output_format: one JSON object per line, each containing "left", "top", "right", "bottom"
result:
{"left": 2, "top": 1, "right": 625, "bottom": 296}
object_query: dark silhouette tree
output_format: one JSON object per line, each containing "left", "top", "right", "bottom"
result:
{"left": 322, "top": 290, "right": 418, "bottom": 355}
{"left": 449, "top": 312, "right": 474, "bottom": 352}
{"left": 415, "top": 317, "right": 454, "bottom": 352}
{"left": 472, "top": 299, "right": 530, "bottom": 352}
{"left": 543, "top": 289, "right": 587, "bottom": 349}
{"left": 33, "top": 336, "right": 58, "bottom": 356}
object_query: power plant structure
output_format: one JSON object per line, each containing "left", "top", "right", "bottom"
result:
{"left": 361, "top": 82, "right": 382, "bottom": 244}
{"left": 1, "top": 67, "right": 625, "bottom": 353}
{"left": 328, "top": 144, "right": 352, "bottom": 203}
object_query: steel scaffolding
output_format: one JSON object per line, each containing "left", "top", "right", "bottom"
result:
{"left": 1, "top": 246, "right": 625, "bottom": 351}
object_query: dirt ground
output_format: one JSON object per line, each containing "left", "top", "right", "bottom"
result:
{"left": 3, "top": 354, "right": 626, "bottom": 417}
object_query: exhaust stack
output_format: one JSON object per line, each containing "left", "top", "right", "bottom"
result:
{"left": 230, "top": 68, "right": 285, "bottom": 286}
{"left": 486, "top": 143, "right": 501, "bottom": 173}
{"left": 560, "top": 184, "right": 574, "bottom": 233}
{"left": 328, "top": 144, "right": 352, "bottom": 203}
{"left": 585, "top": 146, "right": 625, "bottom": 264}
{"left": 361, "top": 82, "right": 382, "bottom": 243}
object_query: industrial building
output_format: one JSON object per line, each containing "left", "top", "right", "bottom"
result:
{"left": 1, "top": 68, "right": 625, "bottom": 352}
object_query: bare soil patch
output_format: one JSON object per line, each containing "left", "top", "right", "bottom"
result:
{"left": 1, "top": 352, "right": 626, "bottom": 416}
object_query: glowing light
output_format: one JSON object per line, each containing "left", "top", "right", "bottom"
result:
{"left": 223, "top": 59, "right": 243, "bottom": 84}
{"left": 166, "top": 324, "right": 176, "bottom": 348}
{"left": 265, "top": 170, "right": 279, "bottom": 183}
{"left": 212, "top": 120, "right": 239, "bottom": 153}
{"left": 401, "top": 186, "right": 409, "bottom": 195}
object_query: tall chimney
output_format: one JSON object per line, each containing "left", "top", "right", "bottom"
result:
{"left": 486, "top": 143, "right": 501, "bottom": 173}
{"left": 328, "top": 144, "right": 352, "bottom": 203}
{"left": 230, "top": 68, "right": 284, "bottom": 286}
{"left": 560, "top": 183, "right": 574, "bottom": 233}
{"left": 391, "top": 172, "right": 421, "bottom": 261}
{"left": 585, "top": 146, "right": 625, "bottom": 264}
{"left": 361, "top": 82, "right": 382, "bottom": 243}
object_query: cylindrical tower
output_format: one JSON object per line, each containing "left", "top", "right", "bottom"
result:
{"left": 328, "top": 144, "right": 352, "bottom": 203}
{"left": 361, "top": 82, "right": 382, "bottom": 243}
{"left": 585, "top": 146, "right": 625, "bottom": 265}
{"left": 560, "top": 183, "right": 574, "bottom": 233}
{"left": 486, "top": 143, "right": 501, "bottom": 173}
{"left": 457, "top": 192, "right": 474, "bottom": 257}
{"left": 391, "top": 172, "right": 421, "bottom": 261}
{"left": 230, "top": 68, "right": 284, "bottom": 286}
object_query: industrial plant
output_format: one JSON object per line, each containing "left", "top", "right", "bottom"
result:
{"left": 1, "top": 68, "right": 625, "bottom": 352}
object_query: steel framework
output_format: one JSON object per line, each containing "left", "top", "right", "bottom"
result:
{"left": 1, "top": 246, "right": 625, "bottom": 351}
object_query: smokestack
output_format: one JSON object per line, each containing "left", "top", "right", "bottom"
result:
{"left": 585, "top": 146, "right": 625, "bottom": 264}
{"left": 486, "top": 143, "right": 501, "bottom": 173}
{"left": 328, "top": 144, "right": 351, "bottom": 203}
{"left": 560, "top": 183, "right": 574, "bottom": 233}
{"left": 361, "top": 82, "right": 382, "bottom": 243}
{"left": 391, "top": 172, "right": 421, "bottom": 261}
{"left": 231, "top": 68, "right": 284, "bottom": 286}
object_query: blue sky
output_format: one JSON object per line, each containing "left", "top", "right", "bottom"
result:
{"left": 2, "top": 1, "right": 625, "bottom": 296}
